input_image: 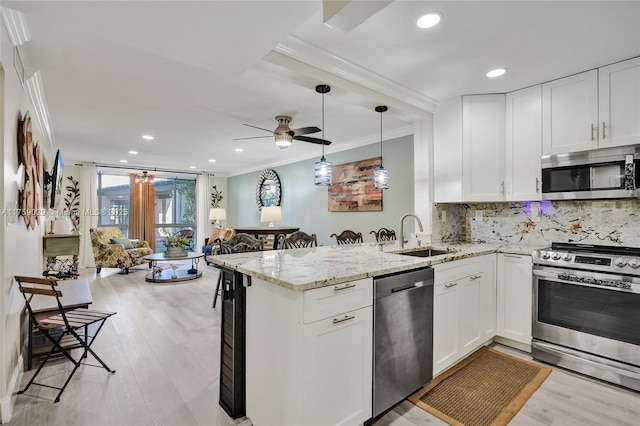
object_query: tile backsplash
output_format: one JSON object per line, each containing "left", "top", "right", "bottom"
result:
{"left": 432, "top": 199, "right": 640, "bottom": 247}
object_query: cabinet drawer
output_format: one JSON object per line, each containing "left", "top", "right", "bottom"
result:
{"left": 303, "top": 278, "right": 373, "bottom": 324}
{"left": 434, "top": 258, "right": 483, "bottom": 285}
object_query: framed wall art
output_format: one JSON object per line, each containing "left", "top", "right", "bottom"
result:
{"left": 328, "top": 157, "right": 382, "bottom": 212}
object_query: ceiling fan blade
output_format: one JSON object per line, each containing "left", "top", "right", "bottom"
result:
{"left": 292, "top": 126, "right": 321, "bottom": 136}
{"left": 233, "top": 135, "right": 272, "bottom": 141}
{"left": 293, "top": 135, "right": 332, "bottom": 145}
{"left": 243, "top": 123, "right": 275, "bottom": 133}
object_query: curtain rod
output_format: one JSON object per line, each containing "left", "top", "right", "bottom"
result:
{"left": 78, "top": 162, "right": 214, "bottom": 177}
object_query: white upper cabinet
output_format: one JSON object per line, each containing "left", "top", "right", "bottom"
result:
{"left": 505, "top": 85, "right": 542, "bottom": 201}
{"left": 434, "top": 96, "right": 463, "bottom": 202}
{"left": 462, "top": 94, "right": 506, "bottom": 201}
{"left": 542, "top": 57, "right": 640, "bottom": 155}
{"left": 542, "top": 69, "right": 598, "bottom": 155}
{"left": 598, "top": 57, "right": 640, "bottom": 148}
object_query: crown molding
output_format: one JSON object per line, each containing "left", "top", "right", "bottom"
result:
{"left": 274, "top": 35, "right": 438, "bottom": 114}
{"left": 0, "top": 7, "right": 30, "bottom": 46}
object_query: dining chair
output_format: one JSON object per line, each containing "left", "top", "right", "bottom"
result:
{"left": 330, "top": 230, "right": 364, "bottom": 245}
{"left": 280, "top": 231, "right": 318, "bottom": 249}
{"left": 370, "top": 227, "right": 397, "bottom": 242}
{"left": 15, "top": 275, "right": 116, "bottom": 403}
{"left": 212, "top": 233, "right": 264, "bottom": 308}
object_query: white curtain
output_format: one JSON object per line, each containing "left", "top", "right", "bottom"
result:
{"left": 78, "top": 162, "right": 98, "bottom": 268}
{"left": 196, "top": 173, "right": 211, "bottom": 250}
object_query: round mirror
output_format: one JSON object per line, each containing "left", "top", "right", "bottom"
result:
{"left": 256, "top": 169, "right": 281, "bottom": 210}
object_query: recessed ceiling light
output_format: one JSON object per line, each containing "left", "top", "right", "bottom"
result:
{"left": 416, "top": 12, "right": 441, "bottom": 29}
{"left": 142, "top": 135, "right": 154, "bottom": 140}
{"left": 129, "top": 150, "right": 138, "bottom": 155}
{"left": 189, "top": 166, "right": 196, "bottom": 169}
{"left": 487, "top": 68, "right": 506, "bottom": 78}
{"left": 119, "top": 159, "right": 128, "bottom": 163}
{"left": 208, "top": 159, "right": 216, "bottom": 163}
{"left": 235, "top": 148, "right": 244, "bottom": 152}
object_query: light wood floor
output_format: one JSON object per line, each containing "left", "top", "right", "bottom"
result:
{"left": 8, "top": 264, "right": 640, "bottom": 426}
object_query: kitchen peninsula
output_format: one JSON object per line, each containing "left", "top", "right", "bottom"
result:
{"left": 208, "top": 242, "right": 536, "bottom": 426}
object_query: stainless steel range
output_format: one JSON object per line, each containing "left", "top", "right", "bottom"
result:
{"left": 532, "top": 242, "right": 640, "bottom": 391}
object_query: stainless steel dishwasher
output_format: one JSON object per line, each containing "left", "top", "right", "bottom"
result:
{"left": 373, "top": 267, "right": 434, "bottom": 418}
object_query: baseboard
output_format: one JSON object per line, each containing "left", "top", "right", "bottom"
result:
{"left": 493, "top": 336, "right": 531, "bottom": 353}
{"left": 0, "top": 356, "right": 24, "bottom": 424}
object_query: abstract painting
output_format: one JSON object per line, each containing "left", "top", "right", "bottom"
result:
{"left": 328, "top": 157, "right": 382, "bottom": 212}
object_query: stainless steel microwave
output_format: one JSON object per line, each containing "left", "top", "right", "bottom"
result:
{"left": 541, "top": 146, "right": 640, "bottom": 200}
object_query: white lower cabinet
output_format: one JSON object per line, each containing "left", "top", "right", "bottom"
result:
{"left": 433, "top": 255, "right": 496, "bottom": 375}
{"left": 246, "top": 277, "right": 373, "bottom": 426}
{"left": 497, "top": 253, "right": 533, "bottom": 345}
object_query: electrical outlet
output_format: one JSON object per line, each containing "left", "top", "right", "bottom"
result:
{"left": 531, "top": 201, "right": 541, "bottom": 223}
{"left": 441, "top": 211, "right": 446, "bottom": 222}
{"left": 475, "top": 210, "right": 483, "bottom": 221}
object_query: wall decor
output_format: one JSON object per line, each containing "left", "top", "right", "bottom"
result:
{"left": 64, "top": 176, "right": 81, "bottom": 232}
{"left": 256, "top": 169, "right": 281, "bottom": 210}
{"left": 17, "top": 111, "right": 42, "bottom": 230}
{"left": 211, "top": 184, "right": 223, "bottom": 207}
{"left": 328, "top": 157, "right": 382, "bottom": 212}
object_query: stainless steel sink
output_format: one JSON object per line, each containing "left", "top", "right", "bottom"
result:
{"left": 397, "top": 248, "right": 454, "bottom": 257}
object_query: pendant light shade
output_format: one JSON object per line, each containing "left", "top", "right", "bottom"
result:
{"left": 374, "top": 105, "right": 389, "bottom": 190}
{"left": 314, "top": 84, "right": 333, "bottom": 186}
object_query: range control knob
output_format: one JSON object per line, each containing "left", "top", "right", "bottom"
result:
{"left": 614, "top": 257, "right": 627, "bottom": 267}
{"left": 562, "top": 254, "right": 572, "bottom": 261}
{"left": 628, "top": 258, "right": 640, "bottom": 269}
{"left": 552, "top": 252, "right": 562, "bottom": 260}
{"left": 540, "top": 251, "right": 551, "bottom": 260}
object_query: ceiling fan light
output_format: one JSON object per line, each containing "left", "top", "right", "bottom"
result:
{"left": 374, "top": 167, "right": 389, "bottom": 189}
{"left": 314, "top": 156, "right": 333, "bottom": 186}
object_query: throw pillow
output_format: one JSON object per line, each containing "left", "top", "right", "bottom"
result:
{"left": 208, "top": 227, "right": 225, "bottom": 245}
{"left": 110, "top": 237, "right": 135, "bottom": 249}
{"left": 223, "top": 228, "right": 234, "bottom": 240}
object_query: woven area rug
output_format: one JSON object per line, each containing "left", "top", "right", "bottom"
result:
{"left": 408, "top": 346, "right": 551, "bottom": 426}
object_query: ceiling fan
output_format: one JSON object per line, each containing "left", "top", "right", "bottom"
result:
{"left": 234, "top": 115, "right": 332, "bottom": 149}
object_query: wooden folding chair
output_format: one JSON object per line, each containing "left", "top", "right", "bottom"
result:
{"left": 15, "top": 275, "right": 117, "bottom": 403}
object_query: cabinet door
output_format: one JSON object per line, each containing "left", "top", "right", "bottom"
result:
{"left": 303, "top": 306, "right": 372, "bottom": 426}
{"left": 542, "top": 69, "right": 598, "bottom": 155}
{"left": 434, "top": 96, "right": 463, "bottom": 202}
{"left": 458, "top": 276, "right": 482, "bottom": 354}
{"left": 433, "top": 282, "right": 458, "bottom": 375}
{"left": 479, "top": 254, "right": 497, "bottom": 341}
{"left": 506, "top": 86, "right": 542, "bottom": 201}
{"left": 598, "top": 57, "right": 640, "bottom": 148}
{"left": 462, "top": 94, "right": 506, "bottom": 201}
{"left": 497, "top": 254, "right": 532, "bottom": 345}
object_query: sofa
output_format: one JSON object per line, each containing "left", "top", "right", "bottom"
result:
{"left": 90, "top": 227, "right": 154, "bottom": 274}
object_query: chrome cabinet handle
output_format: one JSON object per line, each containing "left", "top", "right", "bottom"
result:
{"left": 333, "top": 283, "right": 356, "bottom": 292}
{"left": 535, "top": 177, "right": 540, "bottom": 193}
{"left": 501, "top": 181, "right": 505, "bottom": 194}
{"left": 470, "top": 275, "right": 481, "bottom": 280}
{"left": 591, "top": 124, "right": 598, "bottom": 141}
{"left": 445, "top": 282, "right": 458, "bottom": 288}
{"left": 333, "top": 315, "right": 355, "bottom": 324}
{"left": 602, "top": 122, "right": 607, "bottom": 139}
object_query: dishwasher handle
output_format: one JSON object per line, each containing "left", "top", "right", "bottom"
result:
{"left": 391, "top": 283, "right": 422, "bottom": 293}
{"left": 374, "top": 267, "right": 434, "bottom": 299}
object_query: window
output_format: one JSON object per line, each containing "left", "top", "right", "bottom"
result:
{"left": 97, "top": 172, "right": 130, "bottom": 236}
{"left": 155, "top": 178, "right": 196, "bottom": 251}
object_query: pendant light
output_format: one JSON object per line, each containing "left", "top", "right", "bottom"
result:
{"left": 314, "top": 84, "right": 332, "bottom": 186}
{"left": 374, "top": 105, "right": 389, "bottom": 189}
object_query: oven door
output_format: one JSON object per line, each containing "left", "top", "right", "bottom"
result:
{"left": 532, "top": 265, "right": 640, "bottom": 367}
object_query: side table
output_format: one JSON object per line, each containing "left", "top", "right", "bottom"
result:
{"left": 43, "top": 234, "right": 80, "bottom": 277}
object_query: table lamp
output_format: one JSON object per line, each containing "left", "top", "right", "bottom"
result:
{"left": 209, "top": 207, "right": 226, "bottom": 226}
{"left": 260, "top": 206, "right": 282, "bottom": 227}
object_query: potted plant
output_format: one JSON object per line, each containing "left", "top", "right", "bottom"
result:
{"left": 164, "top": 233, "right": 191, "bottom": 257}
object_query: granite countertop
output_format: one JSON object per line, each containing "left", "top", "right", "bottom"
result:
{"left": 206, "top": 241, "right": 543, "bottom": 292}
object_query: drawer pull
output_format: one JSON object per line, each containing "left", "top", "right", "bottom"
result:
{"left": 333, "top": 315, "right": 355, "bottom": 325}
{"left": 334, "top": 283, "right": 356, "bottom": 292}
{"left": 445, "top": 282, "right": 458, "bottom": 288}
{"left": 470, "top": 275, "right": 481, "bottom": 280}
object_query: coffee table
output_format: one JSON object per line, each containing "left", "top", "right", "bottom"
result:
{"left": 142, "top": 252, "right": 204, "bottom": 283}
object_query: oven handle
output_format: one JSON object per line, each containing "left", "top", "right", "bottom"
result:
{"left": 533, "top": 267, "right": 633, "bottom": 291}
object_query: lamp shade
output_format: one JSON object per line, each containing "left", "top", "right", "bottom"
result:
{"left": 260, "top": 206, "right": 282, "bottom": 226}
{"left": 209, "top": 207, "right": 226, "bottom": 225}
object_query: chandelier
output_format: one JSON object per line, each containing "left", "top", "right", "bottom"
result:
{"left": 135, "top": 170, "right": 153, "bottom": 184}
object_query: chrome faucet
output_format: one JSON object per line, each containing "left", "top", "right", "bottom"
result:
{"left": 399, "top": 213, "right": 424, "bottom": 249}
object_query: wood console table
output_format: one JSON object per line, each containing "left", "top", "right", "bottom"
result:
{"left": 232, "top": 226, "right": 300, "bottom": 249}
{"left": 43, "top": 233, "right": 80, "bottom": 268}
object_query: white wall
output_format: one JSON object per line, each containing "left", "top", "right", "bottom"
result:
{"left": 0, "top": 31, "right": 50, "bottom": 422}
